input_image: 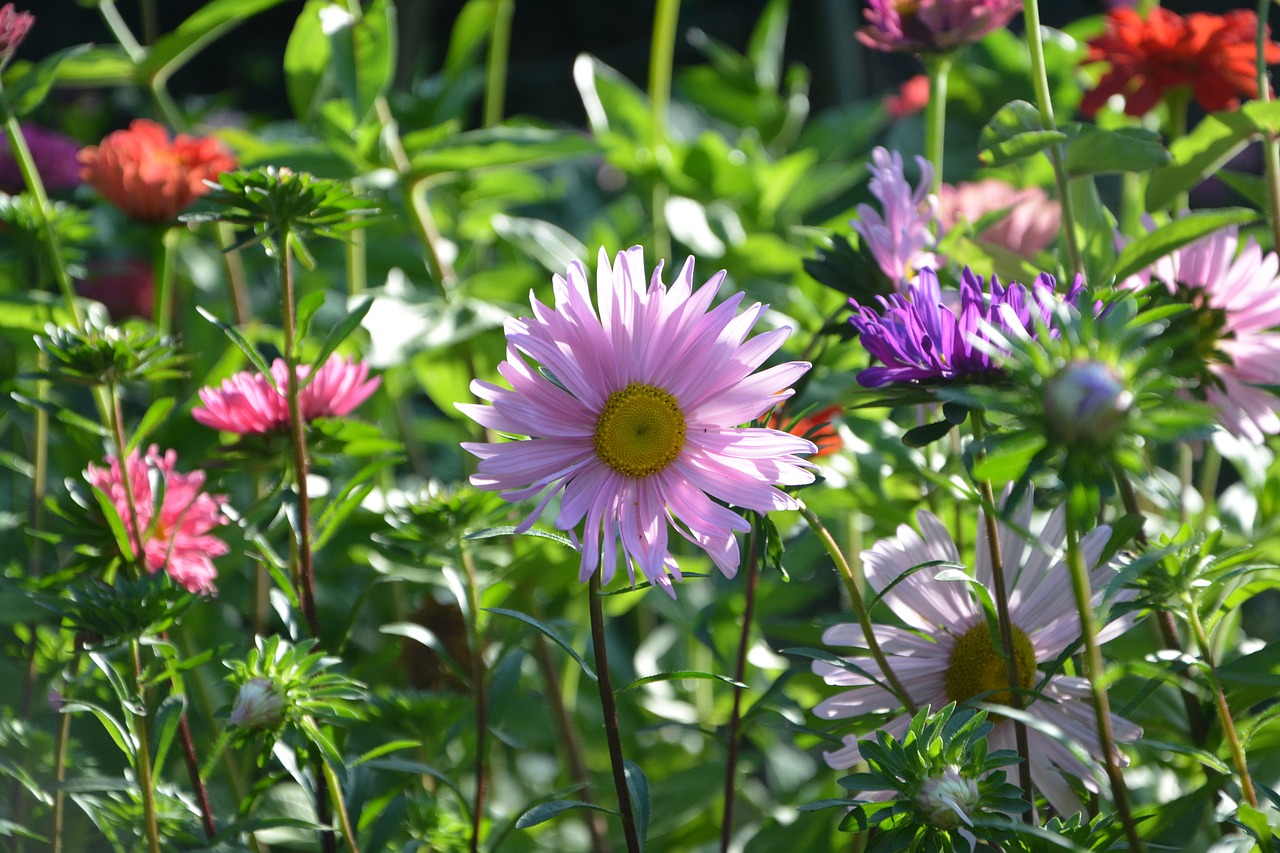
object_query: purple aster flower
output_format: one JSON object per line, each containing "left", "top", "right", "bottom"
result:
{"left": 852, "top": 147, "right": 939, "bottom": 291}
{"left": 859, "top": 0, "right": 1023, "bottom": 54}
{"left": 0, "top": 124, "right": 82, "bottom": 194}
{"left": 850, "top": 266, "right": 1085, "bottom": 387}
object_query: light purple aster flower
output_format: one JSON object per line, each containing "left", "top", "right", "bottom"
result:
{"left": 859, "top": 0, "right": 1023, "bottom": 55}
{"left": 459, "top": 246, "right": 818, "bottom": 597}
{"left": 852, "top": 147, "right": 939, "bottom": 291}
{"left": 0, "top": 123, "right": 82, "bottom": 194}
{"left": 813, "top": 488, "right": 1140, "bottom": 815}
{"left": 849, "top": 265, "right": 1085, "bottom": 387}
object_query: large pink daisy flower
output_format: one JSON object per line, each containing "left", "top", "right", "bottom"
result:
{"left": 813, "top": 490, "right": 1139, "bottom": 815}
{"left": 459, "top": 246, "right": 817, "bottom": 596}
{"left": 85, "top": 446, "right": 229, "bottom": 594}
{"left": 193, "top": 355, "right": 380, "bottom": 434}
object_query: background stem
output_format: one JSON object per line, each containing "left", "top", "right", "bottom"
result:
{"left": 588, "top": 574, "right": 642, "bottom": 853}
{"left": 719, "top": 527, "right": 760, "bottom": 853}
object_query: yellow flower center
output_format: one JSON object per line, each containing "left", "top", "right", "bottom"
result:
{"left": 944, "top": 623, "right": 1037, "bottom": 707}
{"left": 593, "top": 383, "right": 686, "bottom": 478}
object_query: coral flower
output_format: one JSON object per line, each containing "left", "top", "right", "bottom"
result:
{"left": 937, "top": 179, "right": 1061, "bottom": 260}
{"left": 859, "top": 0, "right": 1022, "bottom": 54}
{"left": 850, "top": 266, "right": 1084, "bottom": 387}
{"left": 767, "top": 404, "right": 842, "bottom": 458}
{"left": 0, "top": 124, "right": 81, "bottom": 194}
{"left": 78, "top": 119, "right": 236, "bottom": 222}
{"left": 884, "top": 74, "right": 931, "bottom": 119}
{"left": 459, "top": 246, "right": 817, "bottom": 596}
{"left": 1124, "top": 228, "right": 1280, "bottom": 444}
{"left": 1081, "top": 7, "right": 1280, "bottom": 117}
{"left": 85, "top": 446, "right": 229, "bottom": 593}
{"left": 193, "top": 355, "right": 380, "bottom": 434}
{"left": 813, "top": 490, "right": 1140, "bottom": 815}
{"left": 853, "top": 147, "right": 939, "bottom": 291}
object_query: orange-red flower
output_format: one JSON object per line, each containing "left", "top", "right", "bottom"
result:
{"left": 884, "top": 74, "right": 930, "bottom": 119}
{"left": 767, "top": 404, "right": 842, "bottom": 458}
{"left": 1082, "top": 7, "right": 1280, "bottom": 118}
{"left": 78, "top": 119, "right": 236, "bottom": 222}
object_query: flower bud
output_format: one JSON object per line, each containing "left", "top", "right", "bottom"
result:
{"left": 1043, "top": 360, "right": 1132, "bottom": 447}
{"left": 229, "top": 678, "right": 285, "bottom": 729}
{"left": 0, "top": 4, "right": 33, "bottom": 68}
{"left": 915, "top": 766, "right": 981, "bottom": 830}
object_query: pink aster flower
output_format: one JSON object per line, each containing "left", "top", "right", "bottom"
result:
{"left": 859, "top": 0, "right": 1022, "bottom": 55}
{"left": 193, "top": 355, "right": 380, "bottom": 434}
{"left": 85, "top": 446, "right": 229, "bottom": 594}
{"left": 459, "top": 246, "right": 818, "bottom": 597}
{"left": 0, "top": 4, "right": 33, "bottom": 69}
{"left": 853, "top": 147, "right": 940, "bottom": 290}
{"left": 937, "top": 179, "right": 1061, "bottom": 260}
{"left": 1121, "top": 227, "right": 1280, "bottom": 444}
{"left": 813, "top": 489, "right": 1140, "bottom": 815}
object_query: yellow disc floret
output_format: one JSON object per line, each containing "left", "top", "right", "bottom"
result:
{"left": 593, "top": 383, "right": 687, "bottom": 478}
{"left": 944, "top": 622, "right": 1037, "bottom": 707}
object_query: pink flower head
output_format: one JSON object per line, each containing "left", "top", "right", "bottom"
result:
{"left": 814, "top": 488, "right": 1140, "bottom": 815}
{"left": 0, "top": 124, "right": 81, "bottom": 194}
{"left": 78, "top": 119, "right": 236, "bottom": 222}
{"left": 884, "top": 74, "right": 931, "bottom": 119}
{"left": 193, "top": 355, "right": 380, "bottom": 434}
{"left": 0, "top": 4, "right": 33, "bottom": 68}
{"left": 859, "top": 0, "right": 1022, "bottom": 55}
{"left": 1122, "top": 227, "right": 1280, "bottom": 444}
{"left": 459, "top": 246, "right": 818, "bottom": 597}
{"left": 937, "top": 178, "right": 1061, "bottom": 260}
{"left": 852, "top": 147, "right": 940, "bottom": 290}
{"left": 85, "top": 446, "right": 229, "bottom": 593}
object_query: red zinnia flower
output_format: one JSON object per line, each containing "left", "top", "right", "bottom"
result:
{"left": 767, "top": 404, "right": 842, "bottom": 457}
{"left": 78, "top": 119, "right": 236, "bottom": 222}
{"left": 884, "top": 74, "right": 931, "bottom": 119}
{"left": 1082, "top": 7, "right": 1280, "bottom": 118}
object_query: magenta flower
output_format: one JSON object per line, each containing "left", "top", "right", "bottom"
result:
{"left": 852, "top": 147, "right": 939, "bottom": 290}
{"left": 0, "top": 4, "right": 33, "bottom": 68}
{"left": 850, "top": 266, "right": 1085, "bottom": 387}
{"left": 859, "top": 0, "right": 1022, "bottom": 54}
{"left": 0, "top": 124, "right": 82, "bottom": 195}
{"left": 813, "top": 489, "right": 1140, "bottom": 814}
{"left": 459, "top": 246, "right": 817, "bottom": 596}
{"left": 85, "top": 446, "right": 229, "bottom": 593}
{"left": 1123, "top": 227, "right": 1280, "bottom": 443}
{"left": 193, "top": 355, "right": 380, "bottom": 434}
{"left": 937, "top": 179, "right": 1061, "bottom": 260}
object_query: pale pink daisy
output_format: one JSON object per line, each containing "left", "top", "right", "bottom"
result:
{"left": 937, "top": 179, "right": 1061, "bottom": 260}
{"left": 813, "top": 490, "right": 1139, "bottom": 815}
{"left": 459, "top": 246, "right": 817, "bottom": 596}
{"left": 852, "top": 147, "right": 940, "bottom": 291}
{"left": 1122, "top": 227, "right": 1280, "bottom": 444}
{"left": 85, "top": 445, "right": 229, "bottom": 593}
{"left": 193, "top": 355, "right": 380, "bottom": 434}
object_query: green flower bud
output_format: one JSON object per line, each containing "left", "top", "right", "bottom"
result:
{"left": 915, "top": 766, "right": 980, "bottom": 830}
{"left": 1043, "top": 360, "right": 1132, "bottom": 447}
{"left": 229, "top": 678, "right": 285, "bottom": 729}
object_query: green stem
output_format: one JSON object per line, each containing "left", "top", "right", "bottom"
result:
{"left": 97, "top": 0, "right": 145, "bottom": 61}
{"left": 50, "top": 645, "right": 81, "bottom": 853}
{"left": 922, "top": 53, "right": 953, "bottom": 194}
{"left": 483, "top": 0, "right": 515, "bottom": 128}
{"left": 152, "top": 226, "right": 177, "bottom": 336}
{"left": 719, "top": 527, "right": 760, "bottom": 853}
{"left": 1023, "top": 0, "right": 1082, "bottom": 276}
{"left": 1257, "top": 0, "right": 1280, "bottom": 251}
{"left": 798, "top": 504, "right": 916, "bottom": 714}
{"left": 131, "top": 642, "right": 164, "bottom": 853}
{"left": 1064, "top": 507, "right": 1143, "bottom": 851}
{"left": 345, "top": 219, "right": 367, "bottom": 298}
{"left": 588, "top": 574, "right": 642, "bottom": 853}
{"left": 648, "top": 0, "right": 680, "bottom": 262}
{"left": 458, "top": 543, "right": 488, "bottom": 853}
{"left": 318, "top": 754, "right": 363, "bottom": 853}
{"left": 216, "top": 224, "right": 253, "bottom": 325}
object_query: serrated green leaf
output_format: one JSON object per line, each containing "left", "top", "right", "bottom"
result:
{"left": 624, "top": 760, "right": 650, "bottom": 851}
{"left": 514, "top": 799, "right": 615, "bottom": 830}
{"left": 483, "top": 608, "right": 597, "bottom": 683}
{"left": 615, "top": 670, "right": 746, "bottom": 694}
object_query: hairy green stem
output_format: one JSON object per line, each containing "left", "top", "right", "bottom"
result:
{"left": 799, "top": 504, "right": 917, "bottom": 714}
{"left": 648, "top": 0, "right": 680, "bottom": 262}
{"left": 922, "top": 53, "right": 953, "bottom": 194}
{"left": 131, "top": 642, "right": 164, "bottom": 853}
{"left": 720, "top": 527, "right": 760, "bottom": 853}
{"left": 1257, "top": 0, "right": 1280, "bottom": 251}
{"left": 588, "top": 574, "right": 642, "bottom": 853}
{"left": 319, "top": 753, "right": 363, "bottom": 853}
{"left": 483, "top": 0, "right": 515, "bottom": 128}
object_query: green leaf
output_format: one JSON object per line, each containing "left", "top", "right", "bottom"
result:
{"left": 142, "top": 0, "right": 292, "bottom": 83}
{"left": 327, "top": 0, "right": 397, "bottom": 122}
{"left": 31, "top": 46, "right": 134, "bottom": 87}
{"left": 406, "top": 126, "right": 596, "bottom": 178}
{"left": 1242, "top": 100, "right": 1280, "bottom": 135}
{"left": 1146, "top": 111, "right": 1257, "bottom": 211}
{"left": 1068, "top": 175, "right": 1116, "bottom": 289}
{"left": 296, "top": 290, "right": 327, "bottom": 343}
{"left": 284, "top": 0, "right": 331, "bottom": 121}
{"left": 483, "top": 608, "right": 597, "bottom": 683}
{"left": 60, "top": 701, "right": 135, "bottom": 761}
{"left": 352, "top": 740, "right": 421, "bottom": 767}
{"left": 978, "top": 100, "right": 1067, "bottom": 168}
{"left": 361, "top": 758, "right": 470, "bottom": 818}
{"left": 615, "top": 670, "right": 746, "bottom": 694}
{"left": 902, "top": 420, "right": 954, "bottom": 448}
{"left": 379, "top": 622, "right": 472, "bottom": 688}
{"left": 624, "top": 760, "right": 650, "bottom": 851}
{"left": 972, "top": 432, "right": 1045, "bottom": 483}
{"left": 514, "top": 799, "right": 615, "bottom": 830}
{"left": 1108, "top": 208, "right": 1258, "bottom": 284}
{"left": 5, "top": 46, "right": 93, "bottom": 117}
{"left": 492, "top": 214, "right": 587, "bottom": 274}
{"left": 465, "top": 525, "right": 575, "bottom": 548}
{"left": 1062, "top": 124, "right": 1170, "bottom": 176}
{"left": 197, "top": 307, "right": 275, "bottom": 386}
{"left": 125, "top": 398, "right": 176, "bottom": 455}
{"left": 150, "top": 695, "right": 185, "bottom": 780}
{"left": 309, "top": 297, "right": 374, "bottom": 372}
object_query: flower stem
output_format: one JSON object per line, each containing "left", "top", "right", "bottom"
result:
{"left": 720, "top": 526, "right": 760, "bottom": 853}
{"left": 50, "top": 644, "right": 81, "bottom": 853}
{"left": 922, "top": 53, "right": 953, "bottom": 194}
{"left": 483, "top": 0, "right": 514, "bottom": 128}
{"left": 1184, "top": 601, "right": 1261, "bottom": 811}
{"left": 1022, "top": 0, "right": 1082, "bottom": 276}
{"left": 798, "top": 504, "right": 916, "bottom": 714}
{"left": 1257, "top": 0, "right": 1280, "bottom": 251}
{"left": 131, "top": 642, "right": 164, "bottom": 853}
{"left": 648, "top": 0, "right": 680, "bottom": 263}
{"left": 152, "top": 225, "right": 177, "bottom": 336}
{"left": 1063, "top": 507, "right": 1143, "bottom": 852}
{"left": 319, "top": 753, "right": 363, "bottom": 853}
{"left": 588, "top": 573, "right": 642, "bottom": 853}
{"left": 458, "top": 543, "right": 488, "bottom": 853}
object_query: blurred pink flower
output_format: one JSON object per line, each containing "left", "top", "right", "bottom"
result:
{"left": 859, "top": 0, "right": 1022, "bottom": 54}
{"left": 937, "top": 179, "right": 1061, "bottom": 259}
{"left": 77, "top": 259, "right": 155, "bottom": 320}
{"left": 0, "top": 124, "right": 81, "bottom": 194}
{"left": 0, "top": 4, "right": 33, "bottom": 68}
{"left": 193, "top": 355, "right": 380, "bottom": 434}
{"left": 884, "top": 74, "right": 930, "bottom": 119}
{"left": 852, "top": 147, "right": 939, "bottom": 290}
{"left": 85, "top": 446, "right": 229, "bottom": 593}
{"left": 78, "top": 119, "right": 235, "bottom": 222}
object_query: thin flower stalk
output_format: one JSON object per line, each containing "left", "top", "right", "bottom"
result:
{"left": 152, "top": 226, "right": 178, "bottom": 336}
{"left": 649, "top": 0, "right": 680, "bottom": 262}
{"left": 483, "top": 0, "right": 514, "bottom": 127}
{"left": 458, "top": 542, "right": 488, "bottom": 853}
{"left": 50, "top": 644, "right": 81, "bottom": 853}
{"left": 318, "top": 749, "right": 363, "bottom": 853}
{"left": 719, "top": 527, "right": 760, "bottom": 853}
{"left": 1257, "top": 0, "right": 1280, "bottom": 251}
{"left": 1064, "top": 509, "right": 1143, "bottom": 852}
{"left": 923, "top": 53, "right": 952, "bottom": 194}
{"left": 1022, "top": 0, "right": 1082, "bottom": 276}
{"left": 798, "top": 504, "right": 916, "bottom": 714}
{"left": 589, "top": 573, "right": 643, "bottom": 853}
{"left": 131, "top": 641, "right": 164, "bottom": 853}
